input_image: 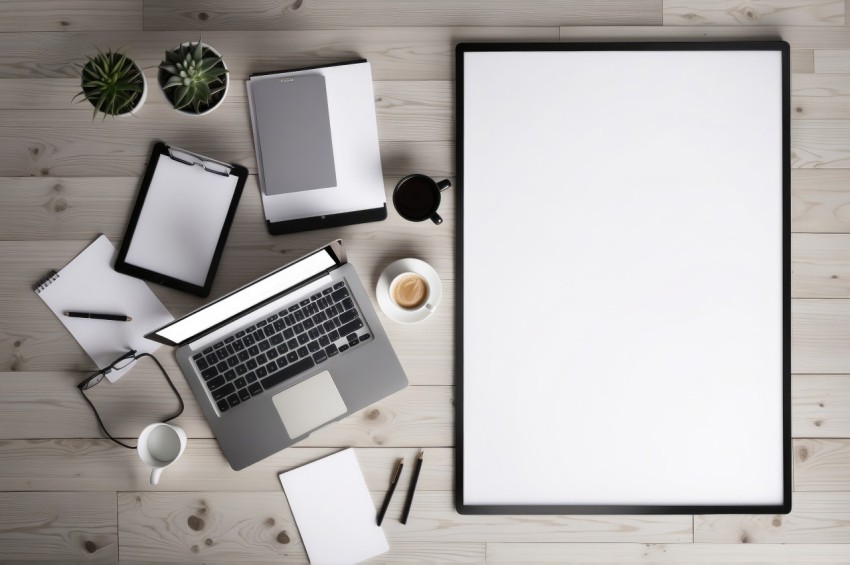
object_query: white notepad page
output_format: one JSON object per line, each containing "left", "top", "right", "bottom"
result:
{"left": 279, "top": 449, "right": 388, "bottom": 565}
{"left": 35, "top": 235, "right": 174, "bottom": 382}
{"left": 124, "top": 154, "right": 238, "bottom": 286}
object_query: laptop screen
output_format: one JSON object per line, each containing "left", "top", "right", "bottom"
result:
{"left": 147, "top": 245, "right": 339, "bottom": 346}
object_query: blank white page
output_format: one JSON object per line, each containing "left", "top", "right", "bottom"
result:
{"left": 462, "top": 49, "right": 785, "bottom": 508}
{"left": 280, "top": 449, "right": 389, "bottom": 564}
{"left": 124, "top": 155, "right": 238, "bottom": 286}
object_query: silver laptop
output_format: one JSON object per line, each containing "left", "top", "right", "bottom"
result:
{"left": 146, "top": 241, "right": 408, "bottom": 470}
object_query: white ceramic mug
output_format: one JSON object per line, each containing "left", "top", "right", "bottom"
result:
{"left": 137, "top": 423, "right": 187, "bottom": 485}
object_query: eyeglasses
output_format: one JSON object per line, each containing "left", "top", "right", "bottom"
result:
{"left": 77, "top": 350, "right": 184, "bottom": 449}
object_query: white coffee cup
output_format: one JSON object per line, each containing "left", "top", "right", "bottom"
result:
{"left": 389, "top": 271, "right": 434, "bottom": 312}
{"left": 377, "top": 258, "right": 442, "bottom": 324}
{"left": 137, "top": 423, "right": 187, "bottom": 485}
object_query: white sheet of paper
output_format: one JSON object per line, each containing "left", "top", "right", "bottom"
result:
{"left": 124, "top": 154, "right": 238, "bottom": 286}
{"left": 279, "top": 449, "right": 388, "bottom": 565}
{"left": 35, "top": 235, "right": 174, "bottom": 382}
{"left": 462, "top": 49, "right": 785, "bottom": 507}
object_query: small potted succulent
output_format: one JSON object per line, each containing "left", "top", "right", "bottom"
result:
{"left": 157, "top": 40, "right": 229, "bottom": 116}
{"left": 74, "top": 47, "right": 147, "bottom": 119}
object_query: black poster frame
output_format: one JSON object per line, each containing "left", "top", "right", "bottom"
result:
{"left": 455, "top": 41, "right": 791, "bottom": 515}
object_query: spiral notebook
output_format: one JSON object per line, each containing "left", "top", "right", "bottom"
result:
{"left": 33, "top": 235, "right": 173, "bottom": 382}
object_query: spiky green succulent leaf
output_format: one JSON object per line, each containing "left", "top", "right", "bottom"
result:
{"left": 195, "top": 81, "right": 211, "bottom": 103}
{"left": 164, "top": 76, "right": 184, "bottom": 89}
{"left": 192, "top": 40, "right": 204, "bottom": 62}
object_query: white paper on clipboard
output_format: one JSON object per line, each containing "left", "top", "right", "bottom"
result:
{"left": 123, "top": 153, "right": 239, "bottom": 286}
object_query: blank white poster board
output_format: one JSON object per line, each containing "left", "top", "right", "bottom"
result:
{"left": 457, "top": 43, "right": 790, "bottom": 514}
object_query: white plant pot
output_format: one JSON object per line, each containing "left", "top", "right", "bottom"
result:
{"left": 119, "top": 71, "right": 147, "bottom": 117}
{"left": 158, "top": 42, "right": 229, "bottom": 116}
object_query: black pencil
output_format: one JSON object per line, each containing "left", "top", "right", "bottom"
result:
{"left": 377, "top": 458, "right": 403, "bottom": 526}
{"left": 400, "top": 450, "right": 424, "bottom": 524}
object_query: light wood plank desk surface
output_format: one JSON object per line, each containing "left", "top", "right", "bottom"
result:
{"left": 0, "top": 1, "right": 849, "bottom": 563}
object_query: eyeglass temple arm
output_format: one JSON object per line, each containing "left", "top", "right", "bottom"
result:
{"left": 77, "top": 389, "right": 137, "bottom": 449}
{"left": 146, "top": 353, "right": 185, "bottom": 422}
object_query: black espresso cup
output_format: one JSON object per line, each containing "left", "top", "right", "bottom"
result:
{"left": 392, "top": 174, "right": 451, "bottom": 225}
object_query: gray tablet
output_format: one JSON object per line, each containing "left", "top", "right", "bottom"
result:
{"left": 251, "top": 73, "right": 337, "bottom": 195}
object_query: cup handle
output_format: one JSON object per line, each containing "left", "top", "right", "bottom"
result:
{"left": 437, "top": 179, "right": 451, "bottom": 192}
{"left": 430, "top": 212, "right": 443, "bottom": 225}
{"left": 150, "top": 468, "right": 162, "bottom": 486}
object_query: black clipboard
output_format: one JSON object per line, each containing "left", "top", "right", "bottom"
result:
{"left": 115, "top": 142, "right": 248, "bottom": 297}
{"left": 248, "top": 60, "right": 387, "bottom": 235}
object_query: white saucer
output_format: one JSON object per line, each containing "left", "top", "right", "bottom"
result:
{"left": 376, "top": 258, "right": 442, "bottom": 324}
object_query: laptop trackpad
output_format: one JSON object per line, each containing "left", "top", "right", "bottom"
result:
{"left": 272, "top": 371, "right": 347, "bottom": 439}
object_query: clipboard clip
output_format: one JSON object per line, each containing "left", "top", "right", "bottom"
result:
{"left": 167, "top": 145, "right": 233, "bottom": 177}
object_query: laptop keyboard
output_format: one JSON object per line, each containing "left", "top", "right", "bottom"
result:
{"left": 191, "top": 281, "right": 370, "bottom": 414}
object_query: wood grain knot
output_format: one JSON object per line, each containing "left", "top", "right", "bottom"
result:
{"left": 277, "top": 530, "right": 291, "bottom": 544}
{"left": 66, "top": 438, "right": 85, "bottom": 449}
{"left": 772, "top": 517, "right": 782, "bottom": 527}
{"left": 188, "top": 515, "right": 205, "bottom": 531}
{"left": 40, "top": 168, "right": 50, "bottom": 176}
{"left": 54, "top": 198, "right": 68, "bottom": 213}
{"left": 366, "top": 408, "right": 380, "bottom": 421}
{"left": 30, "top": 146, "right": 39, "bottom": 156}
{"left": 797, "top": 446, "right": 809, "bottom": 462}
{"left": 740, "top": 533, "right": 749, "bottom": 543}
{"left": 292, "top": 0, "right": 304, "bottom": 10}
{"left": 265, "top": 518, "right": 275, "bottom": 527}
{"left": 84, "top": 541, "right": 97, "bottom": 553}
{"left": 796, "top": 107, "right": 803, "bottom": 113}
{"left": 60, "top": 21, "right": 70, "bottom": 27}
{"left": 198, "top": 12, "right": 209, "bottom": 21}
{"left": 819, "top": 403, "right": 825, "bottom": 408}
{"left": 191, "top": 544, "right": 199, "bottom": 553}
{"left": 831, "top": 275, "right": 839, "bottom": 279}
{"left": 205, "top": 538, "right": 214, "bottom": 546}
{"left": 13, "top": 341, "right": 21, "bottom": 348}
{"left": 814, "top": 420, "right": 823, "bottom": 427}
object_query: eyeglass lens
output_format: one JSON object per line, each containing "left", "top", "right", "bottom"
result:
{"left": 81, "top": 373, "right": 105, "bottom": 391}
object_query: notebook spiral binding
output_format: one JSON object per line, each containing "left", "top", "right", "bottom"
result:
{"left": 33, "top": 270, "right": 60, "bottom": 293}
